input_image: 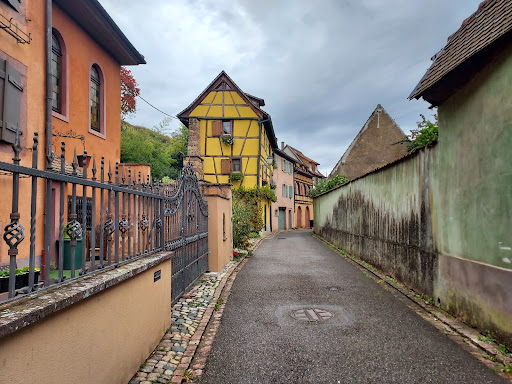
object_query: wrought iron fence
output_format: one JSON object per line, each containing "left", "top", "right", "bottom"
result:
{"left": 0, "top": 130, "right": 209, "bottom": 304}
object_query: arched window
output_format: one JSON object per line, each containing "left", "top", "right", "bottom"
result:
{"left": 90, "top": 65, "right": 101, "bottom": 132}
{"left": 51, "top": 32, "right": 62, "bottom": 113}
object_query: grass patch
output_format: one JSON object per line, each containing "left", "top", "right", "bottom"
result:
{"left": 50, "top": 270, "right": 80, "bottom": 279}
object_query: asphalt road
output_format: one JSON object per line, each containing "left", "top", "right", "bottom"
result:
{"left": 200, "top": 230, "right": 507, "bottom": 384}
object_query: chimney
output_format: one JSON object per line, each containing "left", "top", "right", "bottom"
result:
{"left": 281, "top": 141, "right": 284, "bottom": 150}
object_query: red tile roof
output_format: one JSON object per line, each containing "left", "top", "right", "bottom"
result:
{"left": 410, "top": 0, "right": 512, "bottom": 103}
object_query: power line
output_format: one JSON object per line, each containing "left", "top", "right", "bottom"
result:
{"left": 122, "top": 78, "right": 179, "bottom": 120}
{"left": 136, "top": 94, "right": 179, "bottom": 120}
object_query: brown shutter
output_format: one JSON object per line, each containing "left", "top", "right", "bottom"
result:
{"left": 212, "top": 120, "right": 222, "bottom": 136}
{"left": 0, "top": 60, "right": 22, "bottom": 144}
{"left": 220, "top": 159, "right": 231, "bottom": 174}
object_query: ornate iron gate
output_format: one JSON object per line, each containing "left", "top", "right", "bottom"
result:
{"left": 0, "top": 127, "right": 209, "bottom": 304}
{"left": 164, "top": 165, "right": 209, "bottom": 303}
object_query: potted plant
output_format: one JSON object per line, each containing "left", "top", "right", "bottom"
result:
{"left": 221, "top": 135, "right": 235, "bottom": 145}
{"left": 229, "top": 172, "right": 243, "bottom": 183}
{"left": 262, "top": 179, "right": 268, "bottom": 186}
{"left": 0, "top": 266, "right": 40, "bottom": 293}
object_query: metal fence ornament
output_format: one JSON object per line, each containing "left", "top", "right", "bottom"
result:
{"left": 3, "top": 216, "right": 24, "bottom": 256}
{"left": 65, "top": 220, "right": 82, "bottom": 241}
{"left": 119, "top": 218, "right": 129, "bottom": 236}
{"left": 139, "top": 215, "right": 149, "bottom": 232}
{"left": 104, "top": 218, "right": 115, "bottom": 237}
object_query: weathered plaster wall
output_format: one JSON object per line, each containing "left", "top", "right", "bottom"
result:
{"left": 315, "top": 136, "right": 512, "bottom": 345}
{"left": 314, "top": 44, "right": 512, "bottom": 345}
{"left": 314, "top": 147, "right": 436, "bottom": 295}
{"left": 431, "top": 41, "right": 512, "bottom": 343}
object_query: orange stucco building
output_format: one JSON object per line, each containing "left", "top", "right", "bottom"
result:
{"left": 0, "top": 0, "right": 144, "bottom": 268}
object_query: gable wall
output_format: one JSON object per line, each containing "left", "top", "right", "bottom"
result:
{"left": 331, "top": 111, "right": 407, "bottom": 180}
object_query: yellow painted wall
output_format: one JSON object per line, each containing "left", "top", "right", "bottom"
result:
{"left": 189, "top": 89, "right": 274, "bottom": 189}
{"left": 186, "top": 83, "right": 277, "bottom": 230}
{"left": 0, "top": 259, "right": 172, "bottom": 384}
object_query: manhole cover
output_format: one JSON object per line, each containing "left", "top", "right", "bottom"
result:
{"left": 291, "top": 308, "right": 333, "bottom": 322}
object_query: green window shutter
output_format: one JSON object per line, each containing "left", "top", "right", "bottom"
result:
{"left": 282, "top": 184, "right": 285, "bottom": 197}
{"left": 289, "top": 186, "right": 293, "bottom": 199}
{"left": 0, "top": 60, "right": 22, "bottom": 144}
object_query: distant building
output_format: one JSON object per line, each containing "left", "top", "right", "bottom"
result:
{"left": 329, "top": 104, "right": 408, "bottom": 180}
{"left": 271, "top": 148, "right": 295, "bottom": 231}
{"left": 283, "top": 144, "right": 324, "bottom": 229}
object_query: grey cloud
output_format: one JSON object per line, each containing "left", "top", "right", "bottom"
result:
{"left": 100, "top": 0, "right": 483, "bottom": 173}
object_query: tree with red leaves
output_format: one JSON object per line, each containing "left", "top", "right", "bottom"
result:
{"left": 121, "top": 67, "right": 140, "bottom": 118}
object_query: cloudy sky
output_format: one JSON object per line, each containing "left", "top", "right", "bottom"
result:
{"left": 101, "top": 0, "right": 483, "bottom": 176}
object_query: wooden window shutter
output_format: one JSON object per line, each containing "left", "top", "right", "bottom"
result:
{"left": 212, "top": 120, "right": 222, "bottom": 136}
{"left": 3, "top": 0, "right": 20, "bottom": 12}
{"left": 220, "top": 158, "right": 231, "bottom": 174}
{"left": 0, "top": 60, "right": 23, "bottom": 144}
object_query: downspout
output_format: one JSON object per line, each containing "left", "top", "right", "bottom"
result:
{"left": 45, "top": 0, "right": 52, "bottom": 168}
{"left": 256, "top": 117, "right": 270, "bottom": 186}
{"left": 43, "top": 0, "right": 53, "bottom": 284}
{"left": 257, "top": 117, "right": 270, "bottom": 232}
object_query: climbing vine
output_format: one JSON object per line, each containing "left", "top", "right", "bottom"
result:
{"left": 232, "top": 186, "right": 276, "bottom": 248}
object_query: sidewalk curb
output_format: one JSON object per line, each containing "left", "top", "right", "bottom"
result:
{"left": 172, "top": 236, "right": 268, "bottom": 383}
{"left": 312, "top": 233, "right": 512, "bottom": 380}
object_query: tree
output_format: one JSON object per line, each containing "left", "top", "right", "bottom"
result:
{"left": 397, "top": 114, "right": 439, "bottom": 153}
{"left": 120, "top": 119, "right": 188, "bottom": 181}
{"left": 121, "top": 67, "right": 140, "bottom": 118}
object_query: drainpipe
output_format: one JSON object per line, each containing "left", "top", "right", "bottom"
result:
{"left": 45, "top": 0, "right": 52, "bottom": 168}
{"left": 43, "top": 0, "right": 53, "bottom": 284}
{"left": 257, "top": 117, "right": 270, "bottom": 232}
{"left": 257, "top": 117, "right": 270, "bottom": 187}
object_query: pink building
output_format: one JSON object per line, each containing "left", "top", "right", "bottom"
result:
{"left": 271, "top": 148, "right": 295, "bottom": 231}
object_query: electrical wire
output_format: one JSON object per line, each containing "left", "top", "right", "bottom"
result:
{"left": 136, "top": 94, "right": 179, "bottom": 120}
{"left": 122, "top": 78, "right": 179, "bottom": 120}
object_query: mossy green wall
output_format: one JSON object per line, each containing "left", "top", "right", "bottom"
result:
{"left": 314, "top": 43, "right": 512, "bottom": 345}
{"left": 433, "top": 43, "right": 512, "bottom": 270}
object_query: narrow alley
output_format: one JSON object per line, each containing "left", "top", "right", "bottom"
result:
{"left": 199, "top": 230, "right": 507, "bottom": 384}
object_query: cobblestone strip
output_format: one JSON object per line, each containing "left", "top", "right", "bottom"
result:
{"left": 129, "top": 263, "right": 236, "bottom": 384}
{"left": 189, "top": 257, "right": 249, "bottom": 383}
{"left": 129, "top": 235, "right": 269, "bottom": 384}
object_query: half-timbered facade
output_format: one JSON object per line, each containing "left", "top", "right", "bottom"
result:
{"left": 178, "top": 71, "right": 278, "bottom": 231}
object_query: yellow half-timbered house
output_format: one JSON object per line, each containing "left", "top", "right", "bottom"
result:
{"left": 178, "top": 71, "right": 278, "bottom": 231}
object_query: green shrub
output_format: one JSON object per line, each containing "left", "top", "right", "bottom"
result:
{"left": 396, "top": 114, "right": 438, "bottom": 153}
{"left": 309, "top": 174, "right": 348, "bottom": 197}
{"left": 232, "top": 186, "right": 275, "bottom": 248}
